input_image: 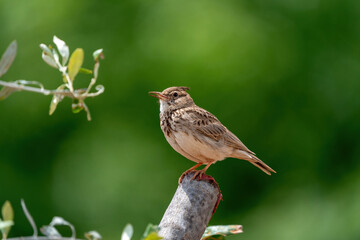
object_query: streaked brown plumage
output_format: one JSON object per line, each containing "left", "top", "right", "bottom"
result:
{"left": 149, "top": 86, "right": 276, "bottom": 182}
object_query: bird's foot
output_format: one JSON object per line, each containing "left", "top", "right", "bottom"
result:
{"left": 178, "top": 169, "right": 197, "bottom": 184}
{"left": 178, "top": 163, "right": 203, "bottom": 184}
{"left": 191, "top": 169, "right": 205, "bottom": 180}
{"left": 179, "top": 169, "right": 209, "bottom": 184}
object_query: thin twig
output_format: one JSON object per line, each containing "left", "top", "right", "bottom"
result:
{"left": 0, "top": 80, "right": 104, "bottom": 99}
{"left": 59, "top": 67, "right": 74, "bottom": 93}
{"left": 0, "top": 80, "right": 74, "bottom": 97}
{"left": 21, "top": 199, "right": 38, "bottom": 238}
{"left": 83, "top": 85, "right": 104, "bottom": 97}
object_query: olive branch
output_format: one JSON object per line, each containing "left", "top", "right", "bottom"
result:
{"left": 0, "top": 36, "right": 104, "bottom": 121}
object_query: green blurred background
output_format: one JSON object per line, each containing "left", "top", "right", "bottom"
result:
{"left": 1, "top": 0, "right": 360, "bottom": 239}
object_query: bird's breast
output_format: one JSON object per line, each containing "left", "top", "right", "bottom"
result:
{"left": 172, "top": 130, "right": 228, "bottom": 162}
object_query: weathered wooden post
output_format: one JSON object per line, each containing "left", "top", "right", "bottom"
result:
{"left": 158, "top": 172, "right": 222, "bottom": 240}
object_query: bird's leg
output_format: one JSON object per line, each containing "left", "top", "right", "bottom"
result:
{"left": 192, "top": 161, "right": 214, "bottom": 180}
{"left": 178, "top": 163, "right": 203, "bottom": 184}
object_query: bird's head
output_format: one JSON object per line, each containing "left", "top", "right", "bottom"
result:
{"left": 149, "top": 86, "right": 194, "bottom": 112}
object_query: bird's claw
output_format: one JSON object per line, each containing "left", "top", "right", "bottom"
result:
{"left": 179, "top": 170, "right": 195, "bottom": 184}
{"left": 191, "top": 170, "right": 205, "bottom": 180}
{"left": 178, "top": 170, "right": 205, "bottom": 184}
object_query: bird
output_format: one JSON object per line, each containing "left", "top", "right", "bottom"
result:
{"left": 149, "top": 86, "right": 276, "bottom": 183}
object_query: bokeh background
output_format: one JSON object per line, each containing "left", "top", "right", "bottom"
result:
{"left": 1, "top": 0, "right": 360, "bottom": 239}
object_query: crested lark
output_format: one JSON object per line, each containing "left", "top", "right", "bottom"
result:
{"left": 149, "top": 86, "right": 276, "bottom": 183}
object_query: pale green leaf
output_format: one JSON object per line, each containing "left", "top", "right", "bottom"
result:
{"left": 0, "top": 219, "right": 14, "bottom": 239}
{"left": 85, "top": 230, "right": 102, "bottom": 240}
{"left": 68, "top": 48, "right": 84, "bottom": 81}
{"left": 79, "top": 68, "right": 93, "bottom": 75}
{"left": 72, "top": 105, "right": 83, "bottom": 113}
{"left": 40, "top": 226, "right": 61, "bottom": 238}
{"left": 93, "top": 48, "right": 103, "bottom": 61}
{"left": 50, "top": 216, "right": 68, "bottom": 225}
{"left": 2, "top": 201, "right": 13, "bottom": 222}
{"left": 201, "top": 225, "right": 243, "bottom": 239}
{"left": 42, "top": 52, "right": 58, "bottom": 68}
{"left": 0, "top": 220, "right": 13, "bottom": 230}
{"left": 52, "top": 48, "right": 61, "bottom": 67}
{"left": 1, "top": 201, "right": 14, "bottom": 239}
{"left": 49, "top": 84, "right": 66, "bottom": 115}
{"left": 53, "top": 36, "right": 69, "bottom": 65}
{"left": 144, "top": 232, "right": 163, "bottom": 240}
{"left": 46, "top": 216, "right": 75, "bottom": 239}
{"left": 0, "top": 40, "right": 17, "bottom": 77}
{"left": 0, "top": 86, "right": 17, "bottom": 100}
{"left": 40, "top": 44, "right": 52, "bottom": 56}
{"left": 142, "top": 224, "right": 162, "bottom": 240}
{"left": 121, "top": 224, "right": 133, "bottom": 240}
{"left": 72, "top": 99, "right": 84, "bottom": 113}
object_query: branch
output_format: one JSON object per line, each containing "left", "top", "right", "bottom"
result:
{"left": 0, "top": 80, "right": 69, "bottom": 96}
{"left": 0, "top": 80, "right": 104, "bottom": 99}
{"left": 158, "top": 172, "right": 222, "bottom": 240}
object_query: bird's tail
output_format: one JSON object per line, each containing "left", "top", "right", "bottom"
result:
{"left": 249, "top": 156, "right": 276, "bottom": 175}
{"left": 232, "top": 150, "right": 276, "bottom": 175}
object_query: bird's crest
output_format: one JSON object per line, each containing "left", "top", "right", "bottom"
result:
{"left": 178, "top": 86, "right": 190, "bottom": 91}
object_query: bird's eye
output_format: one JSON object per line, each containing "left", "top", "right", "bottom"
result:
{"left": 173, "top": 92, "right": 178, "bottom": 97}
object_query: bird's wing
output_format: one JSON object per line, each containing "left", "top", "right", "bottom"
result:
{"left": 184, "top": 107, "right": 255, "bottom": 154}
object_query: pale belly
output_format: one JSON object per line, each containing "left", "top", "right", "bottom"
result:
{"left": 165, "top": 131, "right": 231, "bottom": 164}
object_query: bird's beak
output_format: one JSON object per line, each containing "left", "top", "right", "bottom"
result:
{"left": 149, "top": 91, "right": 168, "bottom": 101}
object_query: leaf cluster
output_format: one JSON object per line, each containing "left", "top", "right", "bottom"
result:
{"left": 121, "top": 224, "right": 162, "bottom": 240}
{"left": 0, "top": 200, "right": 242, "bottom": 240}
{"left": 120, "top": 223, "right": 243, "bottom": 240}
{"left": 0, "top": 36, "right": 105, "bottom": 121}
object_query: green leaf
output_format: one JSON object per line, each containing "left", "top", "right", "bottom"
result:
{"left": 121, "top": 224, "right": 133, "bottom": 240}
{"left": 79, "top": 68, "right": 93, "bottom": 75}
{"left": 0, "top": 40, "right": 17, "bottom": 77}
{"left": 42, "top": 216, "right": 76, "bottom": 239}
{"left": 40, "top": 44, "right": 58, "bottom": 69}
{"left": 49, "top": 84, "right": 66, "bottom": 115}
{"left": 0, "top": 86, "right": 17, "bottom": 100}
{"left": 142, "top": 224, "right": 162, "bottom": 240}
{"left": 85, "top": 230, "right": 102, "bottom": 240}
{"left": 52, "top": 48, "right": 61, "bottom": 68}
{"left": 144, "top": 232, "right": 163, "bottom": 240}
{"left": 0, "top": 220, "right": 13, "bottom": 229}
{"left": 40, "top": 226, "right": 61, "bottom": 238}
{"left": 72, "top": 105, "right": 83, "bottom": 113}
{"left": 2, "top": 201, "right": 13, "bottom": 222}
{"left": 1, "top": 201, "right": 14, "bottom": 239}
{"left": 202, "top": 235, "right": 225, "bottom": 240}
{"left": 72, "top": 99, "right": 84, "bottom": 113}
{"left": 201, "top": 225, "right": 243, "bottom": 240}
{"left": 50, "top": 216, "right": 72, "bottom": 226}
{"left": 40, "top": 43, "right": 52, "bottom": 56}
{"left": 68, "top": 48, "right": 84, "bottom": 81}
{"left": 41, "top": 52, "right": 58, "bottom": 68}
{"left": 93, "top": 48, "right": 104, "bottom": 61}
{"left": 53, "top": 36, "right": 69, "bottom": 65}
